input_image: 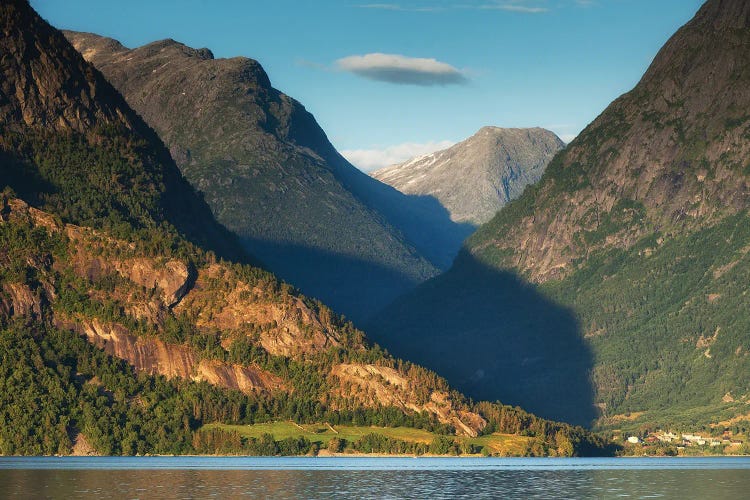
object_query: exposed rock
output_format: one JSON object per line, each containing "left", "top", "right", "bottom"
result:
{"left": 72, "top": 316, "right": 197, "bottom": 379}
{"left": 195, "top": 359, "right": 284, "bottom": 395}
{"left": 176, "top": 264, "right": 344, "bottom": 358}
{"left": 118, "top": 259, "right": 195, "bottom": 308}
{"left": 125, "top": 300, "right": 168, "bottom": 327}
{"left": 330, "top": 363, "right": 486, "bottom": 436}
{"left": 70, "top": 433, "right": 99, "bottom": 456}
{"left": 1, "top": 283, "right": 42, "bottom": 319}
{"left": 3, "top": 195, "right": 350, "bottom": 360}
{"left": 373, "top": 127, "right": 564, "bottom": 225}
{"left": 59, "top": 315, "right": 285, "bottom": 394}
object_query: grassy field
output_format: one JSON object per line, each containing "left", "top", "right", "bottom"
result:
{"left": 202, "top": 422, "right": 531, "bottom": 456}
{"left": 468, "top": 433, "right": 531, "bottom": 456}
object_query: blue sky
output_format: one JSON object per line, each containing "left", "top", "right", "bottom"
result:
{"left": 33, "top": 0, "right": 705, "bottom": 171}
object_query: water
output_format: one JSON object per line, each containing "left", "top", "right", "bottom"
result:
{"left": 0, "top": 457, "right": 749, "bottom": 499}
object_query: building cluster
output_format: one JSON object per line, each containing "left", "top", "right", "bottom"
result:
{"left": 626, "top": 431, "right": 743, "bottom": 449}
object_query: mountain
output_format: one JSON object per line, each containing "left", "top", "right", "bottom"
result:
{"left": 0, "top": 0, "right": 248, "bottom": 264}
{"left": 372, "top": 127, "right": 564, "bottom": 226}
{"left": 369, "top": 0, "right": 750, "bottom": 430}
{"left": 0, "top": 0, "right": 608, "bottom": 456}
{"left": 62, "top": 31, "right": 473, "bottom": 322}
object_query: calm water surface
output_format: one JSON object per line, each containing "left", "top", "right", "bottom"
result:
{"left": 0, "top": 457, "right": 748, "bottom": 499}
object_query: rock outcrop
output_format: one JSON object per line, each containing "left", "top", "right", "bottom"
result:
{"left": 330, "top": 363, "right": 486, "bottom": 436}
{"left": 1, "top": 283, "right": 43, "bottom": 319}
{"left": 60, "top": 316, "right": 285, "bottom": 394}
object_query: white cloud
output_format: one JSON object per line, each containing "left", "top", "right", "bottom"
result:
{"left": 559, "top": 133, "right": 578, "bottom": 144}
{"left": 342, "top": 140, "right": 455, "bottom": 172}
{"left": 357, "top": 3, "right": 442, "bottom": 11}
{"left": 336, "top": 53, "right": 468, "bottom": 86}
{"left": 479, "top": 2, "right": 549, "bottom": 13}
{"left": 356, "top": 1, "right": 597, "bottom": 14}
{"left": 359, "top": 3, "right": 404, "bottom": 8}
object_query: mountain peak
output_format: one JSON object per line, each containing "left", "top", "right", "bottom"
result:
{"left": 476, "top": 126, "right": 544, "bottom": 135}
{"left": 140, "top": 39, "right": 216, "bottom": 61}
{"left": 372, "top": 127, "right": 563, "bottom": 225}
{"left": 67, "top": 32, "right": 274, "bottom": 92}
{"left": 695, "top": 0, "right": 750, "bottom": 29}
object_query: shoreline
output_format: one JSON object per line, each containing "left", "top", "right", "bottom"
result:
{"left": 10, "top": 452, "right": 750, "bottom": 459}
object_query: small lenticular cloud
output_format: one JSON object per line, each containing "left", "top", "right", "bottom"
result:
{"left": 336, "top": 53, "right": 468, "bottom": 86}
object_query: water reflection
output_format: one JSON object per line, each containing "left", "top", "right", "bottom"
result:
{"left": 1, "top": 468, "right": 750, "bottom": 499}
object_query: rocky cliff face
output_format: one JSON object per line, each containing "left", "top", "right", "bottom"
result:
{"left": 58, "top": 316, "right": 286, "bottom": 394}
{"left": 373, "top": 127, "right": 564, "bottom": 225}
{"left": 63, "top": 31, "right": 469, "bottom": 321}
{"left": 330, "top": 363, "right": 485, "bottom": 437}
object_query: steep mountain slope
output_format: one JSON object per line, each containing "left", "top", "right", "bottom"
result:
{"left": 372, "top": 127, "right": 564, "bottom": 225}
{"left": 470, "top": 0, "right": 750, "bottom": 281}
{"left": 0, "top": 0, "right": 608, "bottom": 456}
{"left": 370, "top": 0, "right": 750, "bottom": 429}
{"left": 62, "top": 31, "right": 473, "bottom": 321}
{"left": 0, "top": 1, "right": 247, "bottom": 264}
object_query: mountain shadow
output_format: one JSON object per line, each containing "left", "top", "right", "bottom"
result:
{"left": 331, "top": 167, "right": 478, "bottom": 270}
{"left": 269, "top": 76, "right": 477, "bottom": 269}
{"left": 367, "top": 251, "right": 596, "bottom": 427}
{"left": 240, "top": 239, "right": 427, "bottom": 325}
{"left": 238, "top": 189, "right": 474, "bottom": 324}
{"left": 281, "top": 108, "right": 477, "bottom": 270}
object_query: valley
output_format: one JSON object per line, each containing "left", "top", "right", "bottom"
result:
{"left": 0, "top": 0, "right": 607, "bottom": 458}
{"left": 1, "top": 0, "right": 748, "bottom": 460}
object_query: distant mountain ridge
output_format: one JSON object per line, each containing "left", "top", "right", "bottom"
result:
{"left": 64, "top": 31, "right": 473, "bottom": 321}
{"left": 369, "top": 0, "right": 750, "bottom": 430}
{"left": 372, "top": 127, "right": 564, "bottom": 225}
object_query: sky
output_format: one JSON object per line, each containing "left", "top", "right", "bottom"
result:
{"left": 32, "top": 0, "right": 705, "bottom": 171}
